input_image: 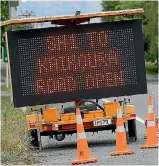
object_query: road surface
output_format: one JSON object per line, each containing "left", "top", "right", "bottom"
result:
{"left": 35, "top": 75, "right": 158, "bottom": 165}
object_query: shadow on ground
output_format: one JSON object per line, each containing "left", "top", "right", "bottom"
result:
{"left": 42, "top": 139, "right": 116, "bottom": 151}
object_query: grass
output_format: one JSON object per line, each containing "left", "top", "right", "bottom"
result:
{"left": 1, "top": 85, "right": 11, "bottom": 93}
{"left": 145, "top": 62, "right": 158, "bottom": 77}
{"left": 1, "top": 96, "right": 38, "bottom": 165}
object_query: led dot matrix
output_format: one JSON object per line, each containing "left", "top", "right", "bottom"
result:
{"left": 8, "top": 20, "right": 147, "bottom": 107}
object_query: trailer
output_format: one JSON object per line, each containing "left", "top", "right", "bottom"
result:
{"left": 26, "top": 99, "right": 137, "bottom": 147}
{"left": 2, "top": 8, "right": 147, "bottom": 149}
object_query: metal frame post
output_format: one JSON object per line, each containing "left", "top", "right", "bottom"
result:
{"left": 35, "top": 111, "right": 42, "bottom": 151}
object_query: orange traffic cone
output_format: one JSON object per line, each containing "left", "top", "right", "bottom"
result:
{"left": 144, "top": 96, "right": 158, "bottom": 139}
{"left": 144, "top": 118, "right": 159, "bottom": 139}
{"left": 72, "top": 109, "right": 98, "bottom": 165}
{"left": 110, "top": 109, "right": 134, "bottom": 156}
{"left": 140, "top": 96, "right": 158, "bottom": 149}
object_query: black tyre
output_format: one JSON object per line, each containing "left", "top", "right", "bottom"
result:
{"left": 30, "top": 130, "right": 39, "bottom": 148}
{"left": 64, "top": 104, "right": 97, "bottom": 114}
{"left": 54, "top": 134, "right": 65, "bottom": 141}
{"left": 127, "top": 119, "right": 137, "bottom": 142}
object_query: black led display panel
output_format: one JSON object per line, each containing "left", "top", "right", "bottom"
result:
{"left": 7, "top": 19, "right": 147, "bottom": 107}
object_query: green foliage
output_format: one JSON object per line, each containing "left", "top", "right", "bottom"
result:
{"left": 101, "top": 1, "right": 158, "bottom": 69}
{"left": 1, "top": 0, "right": 24, "bottom": 47}
{"left": 101, "top": 1, "right": 120, "bottom": 21}
{"left": 145, "top": 62, "right": 158, "bottom": 76}
{"left": 1, "top": 0, "right": 19, "bottom": 21}
{"left": 1, "top": 0, "right": 10, "bottom": 47}
{"left": 143, "top": 1, "right": 158, "bottom": 66}
{"left": 155, "top": 35, "right": 158, "bottom": 47}
{"left": 145, "top": 51, "right": 152, "bottom": 62}
{"left": 1, "top": 0, "right": 9, "bottom": 21}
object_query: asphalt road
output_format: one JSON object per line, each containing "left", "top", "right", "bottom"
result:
{"left": 36, "top": 76, "right": 158, "bottom": 165}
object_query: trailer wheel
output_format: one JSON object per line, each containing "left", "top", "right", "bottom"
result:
{"left": 64, "top": 104, "right": 97, "bottom": 114}
{"left": 30, "top": 130, "right": 39, "bottom": 148}
{"left": 127, "top": 119, "right": 137, "bottom": 142}
{"left": 54, "top": 134, "right": 65, "bottom": 141}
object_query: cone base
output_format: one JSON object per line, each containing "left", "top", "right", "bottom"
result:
{"left": 144, "top": 135, "right": 159, "bottom": 139}
{"left": 110, "top": 149, "right": 134, "bottom": 156}
{"left": 72, "top": 158, "right": 98, "bottom": 165}
{"left": 140, "top": 144, "right": 158, "bottom": 149}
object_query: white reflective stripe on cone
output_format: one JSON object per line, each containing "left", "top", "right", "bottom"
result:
{"left": 147, "top": 121, "right": 156, "bottom": 126}
{"left": 77, "top": 132, "right": 86, "bottom": 140}
{"left": 117, "top": 109, "right": 122, "bottom": 118}
{"left": 148, "top": 105, "right": 153, "bottom": 113}
{"left": 117, "top": 125, "right": 125, "bottom": 132}
{"left": 77, "top": 115, "right": 83, "bottom": 124}
{"left": 126, "top": 105, "right": 134, "bottom": 107}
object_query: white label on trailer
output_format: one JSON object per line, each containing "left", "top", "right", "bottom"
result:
{"left": 93, "top": 119, "right": 112, "bottom": 126}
